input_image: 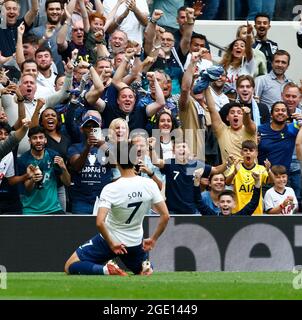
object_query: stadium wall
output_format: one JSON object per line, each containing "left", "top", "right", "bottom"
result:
{"left": 0, "top": 216, "right": 302, "bottom": 272}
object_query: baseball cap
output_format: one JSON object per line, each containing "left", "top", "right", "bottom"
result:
{"left": 81, "top": 115, "right": 102, "bottom": 127}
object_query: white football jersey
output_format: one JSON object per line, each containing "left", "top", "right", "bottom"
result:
{"left": 98, "top": 176, "right": 163, "bottom": 246}
{"left": 264, "top": 186, "right": 298, "bottom": 215}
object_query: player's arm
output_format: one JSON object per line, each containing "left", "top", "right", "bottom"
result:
{"left": 143, "top": 201, "right": 169, "bottom": 252}
{"left": 96, "top": 207, "right": 128, "bottom": 254}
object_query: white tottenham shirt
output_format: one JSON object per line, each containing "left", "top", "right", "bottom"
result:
{"left": 97, "top": 176, "right": 163, "bottom": 247}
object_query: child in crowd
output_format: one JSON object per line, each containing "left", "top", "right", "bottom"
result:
{"left": 225, "top": 140, "right": 273, "bottom": 215}
{"left": 148, "top": 136, "right": 228, "bottom": 214}
{"left": 264, "top": 165, "right": 298, "bottom": 215}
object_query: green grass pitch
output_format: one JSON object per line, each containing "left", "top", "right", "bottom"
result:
{"left": 1, "top": 272, "right": 302, "bottom": 300}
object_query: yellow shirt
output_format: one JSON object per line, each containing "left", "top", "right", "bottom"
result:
{"left": 229, "top": 163, "right": 268, "bottom": 215}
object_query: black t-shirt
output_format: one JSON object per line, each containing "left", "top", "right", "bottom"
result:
{"left": 58, "top": 41, "right": 91, "bottom": 63}
{"left": 0, "top": 18, "right": 31, "bottom": 56}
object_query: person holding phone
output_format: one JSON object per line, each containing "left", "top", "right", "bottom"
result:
{"left": 67, "top": 110, "right": 112, "bottom": 214}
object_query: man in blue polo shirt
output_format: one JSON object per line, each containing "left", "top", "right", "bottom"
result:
{"left": 258, "top": 101, "right": 302, "bottom": 173}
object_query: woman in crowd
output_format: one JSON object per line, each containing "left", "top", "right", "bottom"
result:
{"left": 32, "top": 106, "right": 71, "bottom": 211}
{"left": 220, "top": 23, "right": 255, "bottom": 89}
{"left": 155, "top": 109, "right": 179, "bottom": 160}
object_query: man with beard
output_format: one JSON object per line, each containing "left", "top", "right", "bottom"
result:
{"left": 31, "top": 0, "right": 65, "bottom": 74}
{"left": 18, "top": 126, "right": 70, "bottom": 215}
{"left": 35, "top": 47, "right": 57, "bottom": 97}
{"left": 255, "top": 50, "right": 291, "bottom": 110}
{"left": 219, "top": 75, "right": 270, "bottom": 127}
{"left": 258, "top": 101, "right": 302, "bottom": 173}
{"left": 253, "top": 13, "right": 278, "bottom": 72}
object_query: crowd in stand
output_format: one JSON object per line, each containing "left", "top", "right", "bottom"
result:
{"left": 0, "top": 0, "right": 302, "bottom": 216}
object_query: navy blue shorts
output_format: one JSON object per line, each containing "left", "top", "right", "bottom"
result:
{"left": 76, "top": 234, "right": 148, "bottom": 274}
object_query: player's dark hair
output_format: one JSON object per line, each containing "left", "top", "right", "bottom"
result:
{"left": 271, "top": 165, "right": 287, "bottom": 176}
{"left": 218, "top": 189, "right": 235, "bottom": 200}
{"left": 116, "top": 141, "right": 135, "bottom": 169}
{"left": 28, "top": 126, "right": 46, "bottom": 138}
{"left": 242, "top": 140, "right": 257, "bottom": 151}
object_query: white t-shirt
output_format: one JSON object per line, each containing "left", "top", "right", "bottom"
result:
{"left": 98, "top": 176, "right": 163, "bottom": 246}
{"left": 209, "top": 86, "right": 229, "bottom": 111}
{"left": 36, "top": 70, "right": 57, "bottom": 97}
{"left": 161, "top": 141, "right": 174, "bottom": 160}
{"left": 264, "top": 186, "right": 298, "bottom": 215}
{"left": 103, "top": 0, "right": 149, "bottom": 45}
{"left": 0, "top": 152, "right": 15, "bottom": 185}
{"left": 184, "top": 54, "right": 213, "bottom": 73}
{"left": 226, "top": 58, "right": 256, "bottom": 89}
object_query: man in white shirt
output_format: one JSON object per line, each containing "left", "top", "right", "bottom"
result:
{"left": 103, "top": 0, "right": 149, "bottom": 46}
{"left": 35, "top": 47, "right": 57, "bottom": 97}
{"left": 64, "top": 141, "right": 170, "bottom": 276}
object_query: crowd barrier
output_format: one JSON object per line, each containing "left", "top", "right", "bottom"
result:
{"left": 1, "top": 215, "right": 302, "bottom": 272}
